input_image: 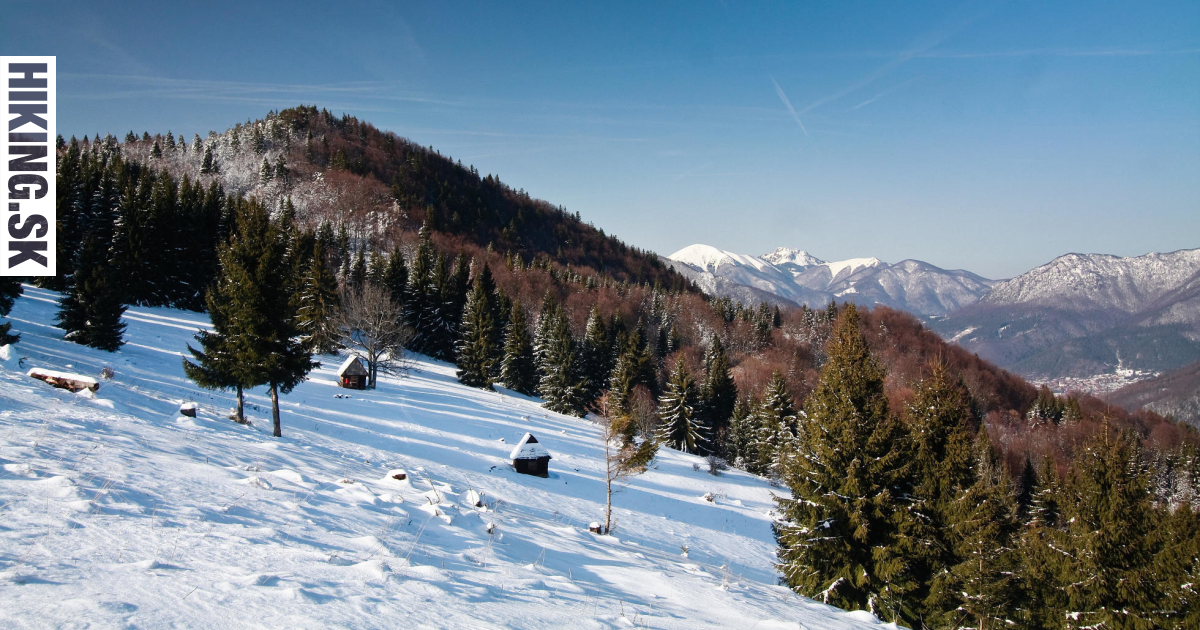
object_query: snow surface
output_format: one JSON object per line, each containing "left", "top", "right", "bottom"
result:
{"left": 0, "top": 286, "right": 893, "bottom": 629}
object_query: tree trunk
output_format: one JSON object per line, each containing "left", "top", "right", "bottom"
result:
{"left": 270, "top": 383, "right": 282, "bottom": 437}
{"left": 235, "top": 383, "right": 245, "bottom": 423}
{"left": 605, "top": 475, "right": 613, "bottom": 535}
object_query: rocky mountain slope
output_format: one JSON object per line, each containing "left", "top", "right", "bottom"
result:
{"left": 933, "top": 249, "right": 1200, "bottom": 379}
{"left": 665, "top": 244, "right": 995, "bottom": 317}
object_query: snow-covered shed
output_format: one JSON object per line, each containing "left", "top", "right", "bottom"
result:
{"left": 509, "top": 433, "right": 551, "bottom": 477}
{"left": 337, "top": 356, "right": 369, "bottom": 389}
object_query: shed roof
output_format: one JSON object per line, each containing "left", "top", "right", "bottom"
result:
{"left": 509, "top": 433, "right": 551, "bottom": 460}
{"left": 338, "top": 356, "right": 369, "bottom": 377}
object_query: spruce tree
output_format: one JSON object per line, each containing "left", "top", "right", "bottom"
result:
{"left": 751, "top": 371, "right": 798, "bottom": 474}
{"left": 0, "top": 277, "right": 22, "bottom": 345}
{"left": 656, "top": 357, "right": 706, "bottom": 454}
{"left": 934, "top": 431, "right": 1022, "bottom": 630}
{"left": 906, "top": 363, "right": 979, "bottom": 617}
{"left": 259, "top": 156, "right": 273, "bottom": 184}
{"left": 295, "top": 240, "right": 341, "bottom": 355}
{"left": 184, "top": 199, "right": 314, "bottom": 436}
{"left": 774, "top": 304, "right": 918, "bottom": 624}
{"left": 700, "top": 336, "right": 737, "bottom": 454}
{"left": 55, "top": 235, "right": 127, "bottom": 351}
{"left": 1060, "top": 427, "right": 1161, "bottom": 629}
{"left": 382, "top": 245, "right": 408, "bottom": 307}
{"left": 349, "top": 249, "right": 368, "bottom": 291}
{"left": 537, "top": 300, "right": 587, "bottom": 417}
{"left": 499, "top": 300, "right": 536, "bottom": 395}
{"left": 456, "top": 274, "right": 498, "bottom": 389}
{"left": 404, "top": 225, "right": 438, "bottom": 354}
{"left": 727, "top": 396, "right": 758, "bottom": 470}
{"left": 579, "top": 305, "right": 612, "bottom": 402}
{"left": 1014, "top": 459, "right": 1068, "bottom": 629}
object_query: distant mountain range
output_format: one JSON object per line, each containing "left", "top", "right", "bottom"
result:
{"left": 663, "top": 244, "right": 996, "bottom": 316}
{"left": 932, "top": 248, "right": 1200, "bottom": 379}
{"left": 666, "top": 243, "right": 1200, "bottom": 384}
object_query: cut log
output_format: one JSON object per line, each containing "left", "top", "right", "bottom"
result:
{"left": 27, "top": 368, "right": 99, "bottom": 393}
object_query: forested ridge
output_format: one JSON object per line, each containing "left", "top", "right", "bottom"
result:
{"left": 5, "top": 105, "right": 1195, "bottom": 628}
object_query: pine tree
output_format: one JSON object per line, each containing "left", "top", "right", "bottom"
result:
{"left": 55, "top": 235, "right": 127, "bottom": 351}
{"left": 934, "top": 431, "right": 1022, "bottom": 630}
{"left": 456, "top": 274, "right": 498, "bottom": 389}
{"left": 656, "top": 357, "right": 706, "bottom": 454}
{"left": 774, "top": 304, "right": 918, "bottom": 624}
{"left": 499, "top": 300, "right": 536, "bottom": 395}
{"left": 0, "top": 277, "right": 22, "bottom": 345}
{"left": 1060, "top": 427, "right": 1161, "bottom": 629}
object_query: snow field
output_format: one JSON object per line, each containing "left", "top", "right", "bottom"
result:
{"left": 0, "top": 286, "right": 893, "bottom": 629}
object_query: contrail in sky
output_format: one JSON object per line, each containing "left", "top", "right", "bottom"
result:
{"left": 771, "top": 76, "right": 809, "bottom": 137}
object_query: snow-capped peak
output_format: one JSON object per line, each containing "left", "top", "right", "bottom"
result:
{"left": 668, "top": 244, "right": 774, "bottom": 273}
{"left": 761, "top": 247, "right": 825, "bottom": 268}
{"left": 824, "top": 257, "right": 883, "bottom": 279}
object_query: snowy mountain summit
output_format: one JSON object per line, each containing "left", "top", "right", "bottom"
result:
{"left": 667, "top": 244, "right": 994, "bottom": 317}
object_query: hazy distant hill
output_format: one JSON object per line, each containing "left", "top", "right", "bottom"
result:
{"left": 934, "top": 249, "right": 1200, "bottom": 378}
{"left": 665, "top": 244, "right": 995, "bottom": 316}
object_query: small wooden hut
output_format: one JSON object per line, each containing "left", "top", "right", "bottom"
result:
{"left": 509, "top": 433, "right": 551, "bottom": 477}
{"left": 337, "top": 356, "right": 369, "bottom": 390}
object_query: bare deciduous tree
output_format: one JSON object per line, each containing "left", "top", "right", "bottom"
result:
{"left": 336, "top": 283, "right": 413, "bottom": 389}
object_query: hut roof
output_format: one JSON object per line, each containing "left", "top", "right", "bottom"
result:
{"left": 509, "top": 433, "right": 551, "bottom": 460}
{"left": 337, "top": 356, "right": 369, "bottom": 377}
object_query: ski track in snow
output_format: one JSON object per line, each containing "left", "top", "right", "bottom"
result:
{"left": 0, "top": 286, "right": 892, "bottom": 629}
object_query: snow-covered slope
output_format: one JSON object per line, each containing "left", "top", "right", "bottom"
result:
{"left": 0, "top": 286, "right": 889, "bottom": 629}
{"left": 666, "top": 244, "right": 994, "bottom": 316}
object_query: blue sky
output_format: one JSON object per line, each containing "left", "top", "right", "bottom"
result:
{"left": 5, "top": 0, "right": 1198, "bottom": 278}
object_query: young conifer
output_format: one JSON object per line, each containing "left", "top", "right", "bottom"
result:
{"left": 656, "top": 357, "right": 706, "bottom": 454}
